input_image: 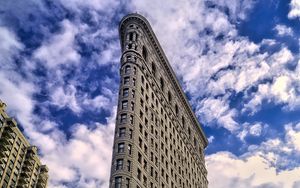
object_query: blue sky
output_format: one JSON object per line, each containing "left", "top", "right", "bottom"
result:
{"left": 1, "top": 0, "right": 300, "bottom": 187}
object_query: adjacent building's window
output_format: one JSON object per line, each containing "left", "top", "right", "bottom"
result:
{"left": 118, "top": 143, "right": 125, "bottom": 153}
{"left": 115, "top": 176, "right": 122, "bottom": 188}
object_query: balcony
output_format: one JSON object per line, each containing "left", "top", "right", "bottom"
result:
{"left": 23, "top": 158, "right": 35, "bottom": 166}
{"left": 0, "top": 138, "right": 12, "bottom": 147}
{"left": 20, "top": 171, "right": 31, "bottom": 178}
{"left": 18, "top": 176, "right": 30, "bottom": 184}
{"left": 0, "top": 150, "right": 10, "bottom": 158}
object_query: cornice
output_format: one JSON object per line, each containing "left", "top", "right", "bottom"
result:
{"left": 119, "top": 13, "right": 208, "bottom": 148}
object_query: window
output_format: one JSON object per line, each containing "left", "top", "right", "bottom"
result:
{"left": 115, "top": 176, "right": 122, "bottom": 188}
{"left": 122, "top": 100, "right": 128, "bottom": 110}
{"left": 120, "top": 114, "right": 127, "bottom": 123}
{"left": 175, "top": 104, "right": 179, "bottom": 115}
{"left": 168, "top": 91, "right": 172, "bottom": 102}
{"left": 119, "top": 128, "right": 126, "bottom": 138}
{"left": 152, "top": 62, "right": 156, "bottom": 77}
{"left": 182, "top": 116, "right": 185, "bottom": 128}
{"left": 129, "top": 129, "right": 133, "bottom": 139}
{"left": 123, "top": 88, "right": 129, "bottom": 97}
{"left": 139, "top": 138, "right": 142, "bottom": 148}
{"left": 125, "top": 65, "right": 131, "bottom": 74}
{"left": 130, "top": 115, "right": 134, "bottom": 124}
{"left": 125, "top": 178, "right": 130, "bottom": 188}
{"left": 124, "top": 77, "right": 130, "bottom": 85}
{"left": 128, "top": 144, "right": 132, "bottom": 155}
{"left": 127, "top": 160, "right": 131, "bottom": 171}
{"left": 118, "top": 143, "right": 125, "bottom": 153}
{"left": 141, "top": 76, "right": 145, "bottom": 84}
{"left": 129, "top": 32, "right": 134, "bottom": 41}
{"left": 133, "top": 67, "right": 136, "bottom": 75}
{"left": 142, "top": 46, "right": 148, "bottom": 61}
{"left": 139, "top": 124, "right": 143, "bottom": 133}
{"left": 116, "top": 159, "right": 123, "bottom": 170}
{"left": 160, "top": 77, "right": 164, "bottom": 91}
{"left": 133, "top": 78, "right": 136, "bottom": 86}
{"left": 137, "top": 168, "right": 142, "bottom": 180}
{"left": 138, "top": 152, "right": 142, "bottom": 163}
{"left": 143, "top": 160, "right": 147, "bottom": 170}
{"left": 143, "top": 175, "right": 147, "bottom": 186}
{"left": 131, "top": 102, "right": 135, "bottom": 111}
{"left": 132, "top": 90, "right": 135, "bottom": 98}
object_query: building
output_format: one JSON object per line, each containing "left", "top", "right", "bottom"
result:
{"left": 109, "top": 14, "right": 208, "bottom": 188}
{"left": 0, "top": 100, "right": 49, "bottom": 188}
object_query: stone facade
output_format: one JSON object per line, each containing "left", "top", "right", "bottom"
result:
{"left": 0, "top": 101, "right": 49, "bottom": 188}
{"left": 109, "top": 14, "right": 208, "bottom": 188}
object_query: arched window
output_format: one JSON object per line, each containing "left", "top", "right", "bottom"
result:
{"left": 152, "top": 62, "right": 156, "bottom": 77}
{"left": 142, "top": 46, "right": 148, "bottom": 61}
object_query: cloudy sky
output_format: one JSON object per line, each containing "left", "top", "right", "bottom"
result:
{"left": 1, "top": 0, "right": 300, "bottom": 187}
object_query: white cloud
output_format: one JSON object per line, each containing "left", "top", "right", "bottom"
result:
{"left": 208, "top": 123, "right": 300, "bottom": 188}
{"left": 207, "top": 151, "right": 300, "bottom": 188}
{"left": 238, "top": 122, "right": 263, "bottom": 141}
{"left": 43, "top": 108, "right": 116, "bottom": 188}
{"left": 197, "top": 97, "right": 239, "bottom": 132}
{"left": 34, "top": 20, "right": 81, "bottom": 68}
{"left": 274, "top": 24, "right": 293, "bottom": 36}
{"left": 59, "top": 0, "right": 120, "bottom": 13}
{"left": 288, "top": 0, "right": 300, "bottom": 19}
{"left": 50, "top": 85, "right": 82, "bottom": 113}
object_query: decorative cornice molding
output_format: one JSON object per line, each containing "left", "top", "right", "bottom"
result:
{"left": 119, "top": 13, "right": 208, "bottom": 148}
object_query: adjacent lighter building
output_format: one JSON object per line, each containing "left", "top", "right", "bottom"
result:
{"left": 109, "top": 14, "right": 208, "bottom": 188}
{"left": 0, "top": 100, "right": 49, "bottom": 188}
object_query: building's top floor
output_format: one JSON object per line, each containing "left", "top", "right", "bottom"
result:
{"left": 119, "top": 13, "right": 208, "bottom": 148}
